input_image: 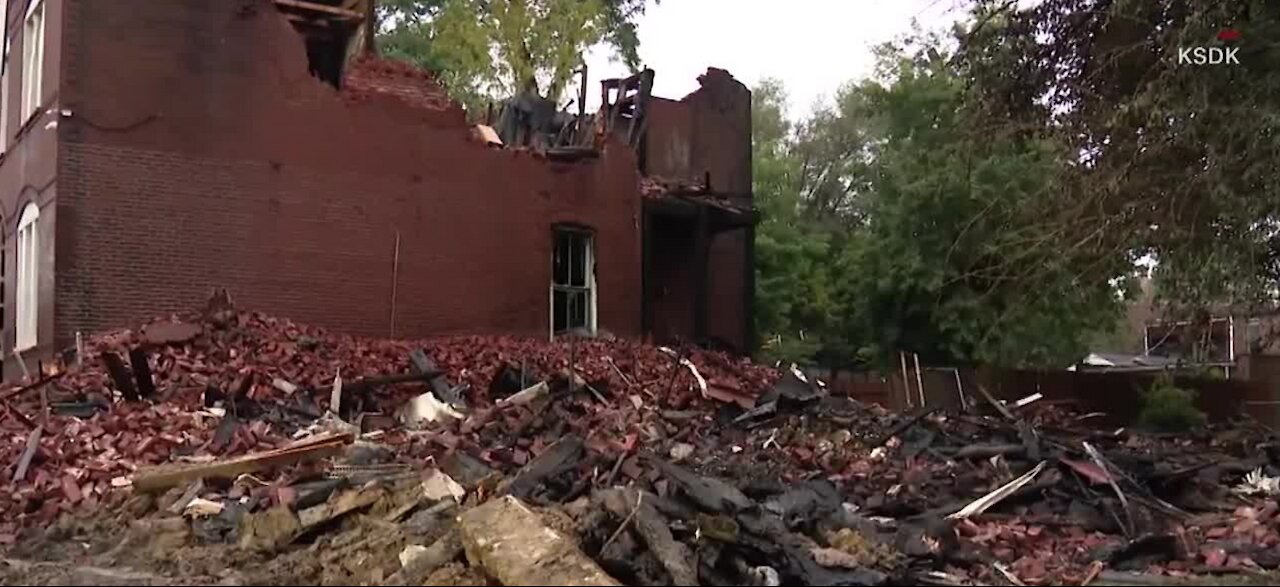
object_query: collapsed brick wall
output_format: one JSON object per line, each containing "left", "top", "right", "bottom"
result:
{"left": 342, "top": 54, "right": 464, "bottom": 119}
{"left": 641, "top": 71, "right": 754, "bottom": 351}
{"left": 54, "top": 0, "right": 642, "bottom": 348}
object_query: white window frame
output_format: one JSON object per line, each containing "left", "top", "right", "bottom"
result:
{"left": 20, "top": 0, "right": 43, "bottom": 122}
{"left": 15, "top": 202, "right": 38, "bottom": 351}
{"left": 0, "top": 0, "right": 10, "bottom": 152}
{"left": 550, "top": 227, "right": 597, "bottom": 335}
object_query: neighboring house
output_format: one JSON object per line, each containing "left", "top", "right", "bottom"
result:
{"left": 0, "top": 0, "right": 755, "bottom": 377}
{"left": 1111, "top": 276, "right": 1280, "bottom": 373}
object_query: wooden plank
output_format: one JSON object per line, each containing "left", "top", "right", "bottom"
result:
{"left": 11, "top": 427, "right": 42, "bottom": 482}
{"left": 975, "top": 383, "right": 1016, "bottom": 421}
{"left": 101, "top": 352, "right": 139, "bottom": 402}
{"left": 273, "top": 0, "right": 363, "bottom": 18}
{"left": 502, "top": 435, "right": 584, "bottom": 498}
{"left": 409, "top": 350, "right": 464, "bottom": 406}
{"left": 129, "top": 348, "right": 157, "bottom": 398}
{"left": 132, "top": 432, "right": 353, "bottom": 492}
{"left": 0, "top": 371, "right": 66, "bottom": 402}
{"left": 1, "top": 401, "right": 37, "bottom": 430}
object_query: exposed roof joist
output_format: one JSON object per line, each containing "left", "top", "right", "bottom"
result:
{"left": 274, "top": 0, "right": 365, "bottom": 20}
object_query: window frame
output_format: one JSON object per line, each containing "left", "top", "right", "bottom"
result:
{"left": 0, "top": 0, "right": 10, "bottom": 153}
{"left": 20, "top": 0, "right": 43, "bottom": 122}
{"left": 15, "top": 201, "right": 38, "bottom": 351}
{"left": 550, "top": 226, "right": 597, "bottom": 335}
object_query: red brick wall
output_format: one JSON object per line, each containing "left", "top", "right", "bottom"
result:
{"left": 342, "top": 54, "right": 464, "bottom": 120}
{"left": 641, "top": 70, "right": 754, "bottom": 352}
{"left": 644, "top": 98, "right": 692, "bottom": 180}
{"left": 0, "top": 0, "right": 65, "bottom": 369}
{"left": 707, "top": 228, "right": 746, "bottom": 348}
{"left": 53, "top": 0, "right": 642, "bottom": 347}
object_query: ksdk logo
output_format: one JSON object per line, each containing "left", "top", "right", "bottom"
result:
{"left": 1179, "top": 28, "right": 1242, "bottom": 65}
{"left": 1178, "top": 46, "right": 1240, "bottom": 65}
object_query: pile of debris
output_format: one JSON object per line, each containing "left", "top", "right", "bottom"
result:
{"left": 0, "top": 295, "right": 774, "bottom": 533}
{"left": 1, "top": 299, "right": 1278, "bottom": 586}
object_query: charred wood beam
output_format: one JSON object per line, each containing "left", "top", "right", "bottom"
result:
{"left": 102, "top": 352, "right": 140, "bottom": 402}
{"left": 694, "top": 206, "right": 710, "bottom": 342}
{"left": 129, "top": 348, "right": 157, "bottom": 399}
{"left": 274, "top": 0, "right": 364, "bottom": 19}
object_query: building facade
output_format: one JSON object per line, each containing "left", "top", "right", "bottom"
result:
{"left": 0, "top": 0, "right": 754, "bottom": 375}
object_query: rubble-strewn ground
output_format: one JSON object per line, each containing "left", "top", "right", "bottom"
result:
{"left": 1, "top": 301, "right": 1278, "bottom": 586}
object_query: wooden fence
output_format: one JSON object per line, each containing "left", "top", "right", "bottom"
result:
{"left": 813, "top": 364, "right": 1280, "bottom": 427}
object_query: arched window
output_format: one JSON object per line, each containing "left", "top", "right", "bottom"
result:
{"left": 16, "top": 202, "right": 38, "bottom": 350}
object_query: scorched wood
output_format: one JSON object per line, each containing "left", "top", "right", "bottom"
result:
{"left": 101, "top": 352, "right": 139, "bottom": 402}
{"left": 129, "top": 348, "right": 157, "bottom": 399}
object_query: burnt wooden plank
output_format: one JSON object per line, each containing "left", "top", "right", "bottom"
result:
{"left": 129, "top": 347, "right": 157, "bottom": 398}
{"left": 409, "top": 349, "right": 463, "bottom": 406}
{"left": 503, "top": 435, "right": 585, "bottom": 499}
{"left": 11, "top": 426, "right": 42, "bottom": 482}
{"left": 102, "top": 352, "right": 139, "bottom": 402}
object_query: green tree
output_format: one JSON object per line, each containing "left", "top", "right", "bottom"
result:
{"left": 962, "top": 0, "right": 1280, "bottom": 317}
{"left": 751, "top": 79, "right": 842, "bottom": 365}
{"left": 830, "top": 34, "right": 1132, "bottom": 368}
{"left": 377, "top": 0, "right": 654, "bottom": 107}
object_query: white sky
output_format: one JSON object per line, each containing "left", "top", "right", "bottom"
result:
{"left": 582, "top": 0, "right": 968, "bottom": 117}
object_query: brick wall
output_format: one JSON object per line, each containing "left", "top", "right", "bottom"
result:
{"left": 0, "top": 0, "right": 64, "bottom": 370}
{"left": 53, "top": 0, "right": 642, "bottom": 348}
{"left": 707, "top": 228, "right": 747, "bottom": 348}
{"left": 640, "top": 69, "right": 754, "bottom": 352}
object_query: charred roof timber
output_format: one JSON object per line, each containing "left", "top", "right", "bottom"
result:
{"left": 601, "top": 69, "right": 655, "bottom": 155}
{"left": 273, "top": 0, "right": 374, "bottom": 88}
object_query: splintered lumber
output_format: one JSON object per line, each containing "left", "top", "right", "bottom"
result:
{"left": 503, "top": 435, "right": 585, "bottom": 498}
{"left": 132, "top": 432, "right": 354, "bottom": 492}
{"left": 297, "top": 486, "right": 385, "bottom": 528}
{"left": 0, "top": 372, "right": 67, "bottom": 402}
{"left": 101, "top": 352, "right": 140, "bottom": 402}
{"left": 459, "top": 495, "right": 621, "bottom": 586}
{"left": 129, "top": 348, "right": 157, "bottom": 398}
{"left": 274, "top": 0, "right": 363, "bottom": 18}
{"left": 947, "top": 461, "right": 1048, "bottom": 520}
{"left": 11, "top": 427, "right": 43, "bottom": 482}
{"left": 409, "top": 349, "right": 463, "bottom": 406}
{"left": 975, "top": 384, "right": 1016, "bottom": 421}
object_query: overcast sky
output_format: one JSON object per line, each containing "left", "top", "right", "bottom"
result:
{"left": 582, "top": 0, "right": 968, "bottom": 117}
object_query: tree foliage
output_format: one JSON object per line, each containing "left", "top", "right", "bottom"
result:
{"left": 753, "top": 0, "right": 1280, "bottom": 370}
{"left": 965, "top": 0, "right": 1280, "bottom": 315}
{"left": 754, "top": 28, "right": 1136, "bottom": 369}
{"left": 376, "top": 0, "right": 653, "bottom": 107}
{"left": 752, "top": 79, "right": 840, "bottom": 365}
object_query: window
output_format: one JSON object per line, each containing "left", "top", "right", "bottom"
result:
{"left": 1247, "top": 319, "right": 1265, "bottom": 353}
{"left": 16, "top": 202, "right": 38, "bottom": 350}
{"left": 21, "top": 0, "right": 43, "bottom": 120}
{"left": 0, "top": 0, "right": 9, "bottom": 152}
{"left": 551, "top": 228, "right": 595, "bottom": 333}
